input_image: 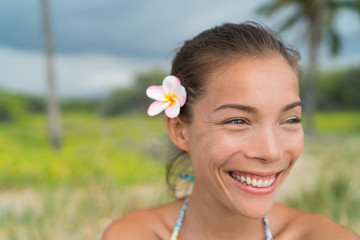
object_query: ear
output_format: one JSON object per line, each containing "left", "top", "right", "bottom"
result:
{"left": 166, "top": 116, "right": 189, "bottom": 152}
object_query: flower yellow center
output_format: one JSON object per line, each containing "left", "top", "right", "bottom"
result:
{"left": 165, "top": 93, "right": 177, "bottom": 106}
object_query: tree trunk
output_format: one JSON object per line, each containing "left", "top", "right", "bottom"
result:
{"left": 303, "top": 39, "right": 318, "bottom": 133}
{"left": 40, "top": 0, "right": 62, "bottom": 149}
{"left": 303, "top": 0, "right": 324, "bottom": 133}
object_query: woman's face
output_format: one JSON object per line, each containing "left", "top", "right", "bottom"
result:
{"left": 184, "top": 55, "right": 304, "bottom": 218}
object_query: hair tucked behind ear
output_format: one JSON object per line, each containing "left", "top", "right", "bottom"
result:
{"left": 166, "top": 146, "right": 193, "bottom": 198}
{"left": 166, "top": 21, "right": 301, "bottom": 199}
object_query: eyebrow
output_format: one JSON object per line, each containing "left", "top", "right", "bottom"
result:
{"left": 213, "top": 101, "right": 302, "bottom": 114}
{"left": 213, "top": 104, "right": 257, "bottom": 113}
{"left": 283, "top": 101, "right": 302, "bottom": 112}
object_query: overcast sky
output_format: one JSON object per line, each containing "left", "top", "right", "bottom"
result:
{"left": 0, "top": 0, "right": 359, "bottom": 98}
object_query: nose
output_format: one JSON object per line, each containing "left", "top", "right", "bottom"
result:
{"left": 244, "top": 126, "right": 282, "bottom": 162}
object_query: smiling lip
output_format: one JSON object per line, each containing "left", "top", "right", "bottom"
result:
{"left": 228, "top": 170, "right": 283, "bottom": 195}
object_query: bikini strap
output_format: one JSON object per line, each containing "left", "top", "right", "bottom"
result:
{"left": 170, "top": 197, "right": 190, "bottom": 240}
{"left": 263, "top": 216, "right": 273, "bottom": 240}
{"left": 170, "top": 197, "right": 273, "bottom": 240}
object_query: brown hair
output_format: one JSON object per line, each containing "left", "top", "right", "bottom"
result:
{"left": 166, "top": 21, "right": 301, "bottom": 198}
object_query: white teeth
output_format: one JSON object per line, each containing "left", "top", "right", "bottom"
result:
{"left": 264, "top": 180, "right": 269, "bottom": 187}
{"left": 231, "top": 172, "right": 276, "bottom": 188}
{"left": 240, "top": 176, "right": 246, "bottom": 182}
{"left": 251, "top": 179, "right": 257, "bottom": 187}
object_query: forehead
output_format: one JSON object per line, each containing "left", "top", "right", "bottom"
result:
{"left": 203, "top": 56, "right": 299, "bottom": 108}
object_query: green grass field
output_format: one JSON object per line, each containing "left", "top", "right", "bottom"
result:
{"left": 0, "top": 111, "right": 359, "bottom": 239}
{"left": 315, "top": 111, "right": 360, "bottom": 134}
{"left": 0, "top": 113, "right": 168, "bottom": 188}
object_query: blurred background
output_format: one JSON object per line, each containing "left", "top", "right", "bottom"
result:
{"left": 0, "top": 0, "right": 359, "bottom": 239}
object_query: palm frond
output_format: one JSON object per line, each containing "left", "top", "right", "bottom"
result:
{"left": 278, "top": 12, "right": 302, "bottom": 32}
{"left": 256, "top": 0, "right": 299, "bottom": 16}
{"left": 328, "top": 0, "right": 359, "bottom": 10}
{"left": 256, "top": 0, "right": 359, "bottom": 56}
{"left": 323, "top": 8, "right": 341, "bottom": 55}
{"left": 329, "top": 26, "right": 341, "bottom": 55}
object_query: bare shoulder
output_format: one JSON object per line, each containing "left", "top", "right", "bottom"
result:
{"left": 271, "top": 203, "right": 360, "bottom": 240}
{"left": 101, "top": 199, "right": 184, "bottom": 240}
{"left": 295, "top": 211, "right": 360, "bottom": 240}
{"left": 101, "top": 209, "right": 159, "bottom": 240}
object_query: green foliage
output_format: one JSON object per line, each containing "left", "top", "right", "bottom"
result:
{"left": 134, "top": 67, "right": 168, "bottom": 104}
{"left": 0, "top": 89, "right": 48, "bottom": 124}
{"left": 98, "top": 87, "right": 139, "bottom": 116}
{"left": 0, "top": 100, "right": 13, "bottom": 122}
{"left": 61, "top": 99, "right": 98, "bottom": 112}
{"left": 0, "top": 89, "right": 28, "bottom": 122}
{"left": 316, "top": 66, "right": 360, "bottom": 110}
{"left": 25, "top": 95, "right": 46, "bottom": 113}
{"left": 98, "top": 67, "right": 168, "bottom": 117}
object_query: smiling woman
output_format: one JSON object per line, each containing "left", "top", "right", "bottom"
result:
{"left": 102, "top": 22, "right": 360, "bottom": 240}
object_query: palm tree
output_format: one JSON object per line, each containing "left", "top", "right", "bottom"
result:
{"left": 257, "top": 0, "right": 360, "bottom": 133}
{"left": 40, "top": 0, "right": 62, "bottom": 149}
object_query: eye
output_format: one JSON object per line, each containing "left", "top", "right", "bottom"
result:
{"left": 223, "top": 118, "right": 247, "bottom": 125}
{"left": 284, "top": 117, "right": 302, "bottom": 124}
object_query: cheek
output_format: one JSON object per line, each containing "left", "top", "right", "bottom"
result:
{"left": 280, "top": 129, "right": 304, "bottom": 161}
{"left": 190, "top": 130, "right": 253, "bottom": 176}
{"left": 188, "top": 130, "right": 237, "bottom": 175}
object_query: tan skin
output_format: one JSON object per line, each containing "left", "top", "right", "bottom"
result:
{"left": 103, "top": 55, "right": 360, "bottom": 240}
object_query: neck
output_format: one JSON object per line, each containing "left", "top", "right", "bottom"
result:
{"left": 180, "top": 183, "right": 266, "bottom": 240}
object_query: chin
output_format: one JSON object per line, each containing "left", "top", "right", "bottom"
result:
{"left": 243, "top": 198, "right": 275, "bottom": 219}
{"left": 227, "top": 193, "right": 276, "bottom": 219}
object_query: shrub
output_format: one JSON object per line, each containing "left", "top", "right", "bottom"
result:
{"left": 314, "top": 65, "right": 360, "bottom": 110}
{"left": 98, "top": 68, "right": 168, "bottom": 117}
{"left": 0, "top": 89, "right": 28, "bottom": 122}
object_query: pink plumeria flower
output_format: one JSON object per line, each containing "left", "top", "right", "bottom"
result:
{"left": 146, "top": 75, "right": 187, "bottom": 118}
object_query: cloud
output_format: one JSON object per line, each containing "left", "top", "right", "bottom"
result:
{"left": 0, "top": 47, "right": 168, "bottom": 98}
{"left": 1, "top": 0, "right": 358, "bottom": 62}
{"left": 0, "top": 0, "right": 269, "bottom": 58}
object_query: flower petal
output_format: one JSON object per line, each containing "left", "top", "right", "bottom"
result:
{"left": 146, "top": 86, "right": 166, "bottom": 101}
{"left": 165, "top": 98, "right": 180, "bottom": 118}
{"left": 177, "top": 85, "right": 187, "bottom": 107}
{"left": 163, "top": 75, "right": 181, "bottom": 94}
{"left": 147, "top": 101, "right": 170, "bottom": 116}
